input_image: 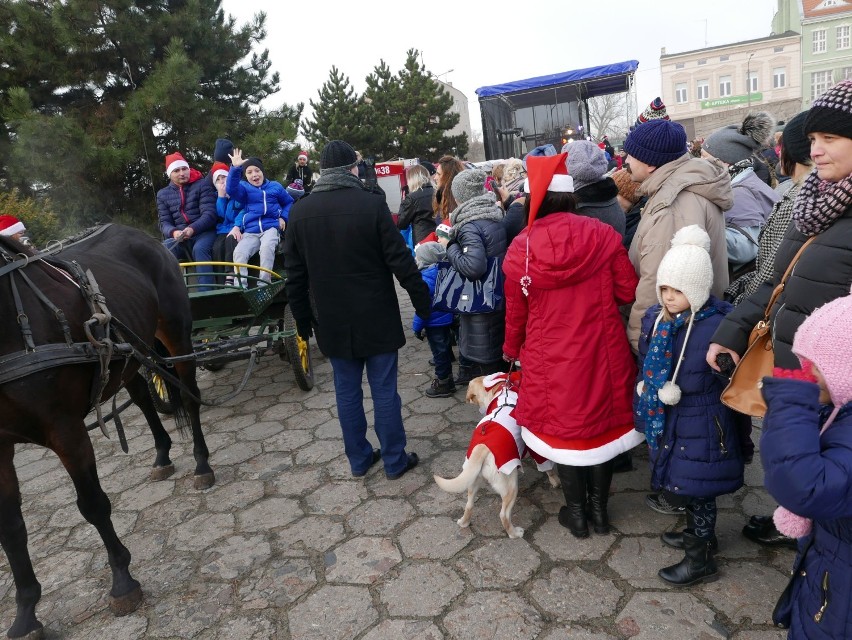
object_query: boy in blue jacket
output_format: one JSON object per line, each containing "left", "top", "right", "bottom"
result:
{"left": 761, "top": 286, "right": 852, "bottom": 638}
{"left": 226, "top": 148, "right": 294, "bottom": 286}
{"left": 413, "top": 242, "right": 456, "bottom": 397}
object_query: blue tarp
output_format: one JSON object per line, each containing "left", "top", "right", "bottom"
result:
{"left": 475, "top": 60, "right": 639, "bottom": 99}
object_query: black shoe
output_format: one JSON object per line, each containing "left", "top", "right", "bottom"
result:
{"left": 351, "top": 449, "right": 381, "bottom": 477}
{"left": 658, "top": 531, "right": 718, "bottom": 586}
{"left": 742, "top": 515, "right": 798, "bottom": 549}
{"left": 425, "top": 377, "right": 455, "bottom": 398}
{"left": 646, "top": 493, "right": 686, "bottom": 515}
{"left": 386, "top": 453, "right": 419, "bottom": 480}
{"left": 454, "top": 364, "right": 478, "bottom": 386}
{"left": 661, "top": 530, "right": 719, "bottom": 552}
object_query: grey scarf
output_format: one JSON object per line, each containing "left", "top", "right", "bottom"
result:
{"left": 312, "top": 168, "right": 365, "bottom": 193}
{"left": 449, "top": 193, "right": 503, "bottom": 239}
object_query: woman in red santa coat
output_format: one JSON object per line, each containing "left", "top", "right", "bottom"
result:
{"left": 502, "top": 153, "right": 643, "bottom": 538}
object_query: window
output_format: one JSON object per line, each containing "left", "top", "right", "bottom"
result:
{"left": 774, "top": 46, "right": 785, "bottom": 52}
{"left": 698, "top": 58, "right": 707, "bottom": 65}
{"left": 747, "top": 71, "right": 759, "bottom": 93}
{"left": 697, "top": 79, "right": 709, "bottom": 100}
{"left": 675, "top": 83, "right": 688, "bottom": 104}
{"left": 773, "top": 67, "right": 787, "bottom": 88}
{"left": 813, "top": 29, "right": 827, "bottom": 53}
{"left": 844, "top": 66, "right": 852, "bottom": 80}
{"left": 720, "top": 55, "right": 730, "bottom": 62}
{"left": 719, "top": 75, "right": 732, "bottom": 97}
{"left": 838, "top": 25, "right": 851, "bottom": 49}
{"left": 675, "top": 62, "right": 685, "bottom": 69}
{"left": 811, "top": 70, "right": 834, "bottom": 100}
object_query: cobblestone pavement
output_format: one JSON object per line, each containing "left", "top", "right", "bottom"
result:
{"left": 0, "top": 284, "right": 795, "bottom": 639}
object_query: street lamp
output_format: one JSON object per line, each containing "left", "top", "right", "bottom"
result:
{"left": 433, "top": 68, "right": 454, "bottom": 83}
{"left": 746, "top": 52, "right": 756, "bottom": 108}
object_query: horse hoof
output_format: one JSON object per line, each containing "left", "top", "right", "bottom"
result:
{"left": 109, "top": 585, "right": 143, "bottom": 616}
{"left": 8, "top": 624, "right": 44, "bottom": 640}
{"left": 194, "top": 472, "right": 215, "bottom": 490}
{"left": 150, "top": 464, "right": 175, "bottom": 481}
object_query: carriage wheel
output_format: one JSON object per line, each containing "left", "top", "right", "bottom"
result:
{"left": 283, "top": 305, "right": 314, "bottom": 391}
{"left": 146, "top": 371, "right": 175, "bottom": 414}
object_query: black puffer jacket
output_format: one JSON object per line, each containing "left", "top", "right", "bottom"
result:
{"left": 446, "top": 219, "right": 508, "bottom": 363}
{"left": 397, "top": 185, "right": 437, "bottom": 244}
{"left": 711, "top": 204, "right": 852, "bottom": 368}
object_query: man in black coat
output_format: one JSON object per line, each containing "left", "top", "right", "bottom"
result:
{"left": 283, "top": 140, "right": 431, "bottom": 480}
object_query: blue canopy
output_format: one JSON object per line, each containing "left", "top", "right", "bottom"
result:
{"left": 475, "top": 60, "right": 638, "bottom": 101}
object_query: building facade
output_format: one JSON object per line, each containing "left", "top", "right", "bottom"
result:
{"left": 660, "top": 32, "right": 802, "bottom": 140}
{"left": 435, "top": 80, "right": 473, "bottom": 153}
{"left": 772, "top": 0, "right": 852, "bottom": 107}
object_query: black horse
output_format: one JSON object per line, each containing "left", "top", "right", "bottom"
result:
{"left": 0, "top": 225, "right": 214, "bottom": 639}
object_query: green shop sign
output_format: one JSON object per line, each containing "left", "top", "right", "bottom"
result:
{"left": 701, "top": 93, "right": 763, "bottom": 109}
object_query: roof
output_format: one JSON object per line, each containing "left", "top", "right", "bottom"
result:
{"left": 804, "top": 0, "right": 852, "bottom": 19}
{"left": 474, "top": 60, "right": 638, "bottom": 105}
{"left": 660, "top": 31, "right": 801, "bottom": 59}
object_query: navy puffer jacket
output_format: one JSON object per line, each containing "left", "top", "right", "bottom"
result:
{"left": 156, "top": 172, "right": 217, "bottom": 238}
{"left": 635, "top": 298, "right": 747, "bottom": 499}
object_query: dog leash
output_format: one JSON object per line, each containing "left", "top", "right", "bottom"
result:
{"left": 482, "top": 362, "right": 518, "bottom": 435}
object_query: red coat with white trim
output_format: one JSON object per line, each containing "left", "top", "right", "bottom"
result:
{"left": 503, "top": 212, "right": 639, "bottom": 457}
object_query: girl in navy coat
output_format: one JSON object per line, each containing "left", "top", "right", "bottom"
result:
{"left": 412, "top": 242, "right": 455, "bottom": 397}
{"left": 762, "top": 286, "right": 852, "bottom": 639}
{"left": 635, "top": 226, "right": 747, "bottom": 586}
{"left": 226, "top": 148, "right": 293, "bottom": 285}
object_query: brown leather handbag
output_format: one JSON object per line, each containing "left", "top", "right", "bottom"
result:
{"left": 721, "top": 236, "right": 817, "bottom": 417}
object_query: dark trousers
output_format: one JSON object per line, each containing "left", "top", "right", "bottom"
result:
{"left": 163, "top": 230, "right": 216, "bottom": 289}
{"left": 425, "top": 325, "right": 453, "bottom": 380}
{"left": 212, "top": 233, "right": 239, "bottom": 283}
{"left": 329, "top": 351, "right": 409, "bottom": 476}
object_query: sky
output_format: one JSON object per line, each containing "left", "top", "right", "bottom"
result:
{"left": 220, "top": 0, "right": 779, "bottom": 139}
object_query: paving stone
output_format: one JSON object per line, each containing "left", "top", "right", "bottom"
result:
{"left": 205, "top": 480, "right": 265, "bottom": 512}
{"left": 115, "top": 478, "right": 175, "bottom": 511}
{"left": 278, "top": 516, "right": 347, "bottom": 554}
{"left": 325, "top": 536, "right": 401, "bottom": 584}
{"left": 443, "top": 590, "right": 543, "bottom": 640}
{"left": 168, "top": 513, "right": 235, "bottom": 551}
{"left": 213, "top": 615, "right": 278, "bottom": 640}
{"left": 236, "top": 451, "right": 294, "bottom": 481}
{"left": 347, "top": 498, "right": 415, "bottom": 535}
{"left": 238, "top": 556, "right": 316, "bottom": 609}
{"left": 263, "top": 427, "right": 316, "bottom": 452}
{"left": 199, "top": 534, "right": 271, "bottom": 580}
{"left": 538, "top": 628, "right": 618, "bottom": 639}
{"left": 237, "top": 497, "right": 302, "bottom": 532}
{"left": 287, "top": 585, "right": 377, "bottom": 640}
{"left": 305, "top": 482, "right": 368, "bottom": 516}
{"left": 532, "top": 519, "right": 616, "bottom": 562}
{"left": 269, "top": 467, "right": 326, "bottom": 496}
{"left": 731, "top": 631, "right": 788, "bottom": 639}
{"left": 615, "top": 591, "right": 729, "bottom": 639}
{"left": 607, "top": 536, "right": 683, "bottom": 588}
{"left": 608, "top": 492, "right": 680, "bottom": 534}
{"left": 456, "top": 537, "right": 540, "bottom": 588}
{"left": 397, "top": 516, "right": 473, "bottom": 559}
{"left": 380, "top": 562, "right": 464, "bottom": 616}
{"left": 294, "top": 439, "right": 344, "bottom": 465}
{"left": 361, "top": 619, "right": 444, "bottom": 640}
{"left": 148, "top": 580, "right": 235, "bottom": 638}
{"left": 237, "top": 421, "right": 284, "bottom": 441}
{"left": 530, "top": 567, "right": 623, "bottom": 623}
{"left": 695, "top": 562, "right": 790, "bottom": 624}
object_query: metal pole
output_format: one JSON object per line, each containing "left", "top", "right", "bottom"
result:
{"left": 747, "top": 52, "right": 755, "bottom": 108}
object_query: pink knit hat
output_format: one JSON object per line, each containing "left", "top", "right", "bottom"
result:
{"left": 792, "top": 284, "right": 852, "bottom": 408}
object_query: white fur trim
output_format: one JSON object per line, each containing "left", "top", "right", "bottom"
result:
{"left": 298, "top": 153, "right": 308, "bottom": 160}
{"left": 657, "top": 381, "right": 682, "bottom": 405}
{"left": 0, "top": 221, "right": 25, "bottom": 236}
{"left": 166, "top": 159, "right": 189, "bottom": 176}
{"left": 521, "top": 175, "right": 574, "bottom": 194}
{"left": 636, "top": 380, "right": 645, "bottom": 395}
{"left": 212, "top": 168, "right": 229, "bottom": 181}
{"left": 521, "top": 427, "right": 645, "bottom": 466}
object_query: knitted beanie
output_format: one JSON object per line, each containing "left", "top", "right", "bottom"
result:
{"left": 804, "top": 79, "right": 852, "bottom": 139}
{"left": 210, "top": 161, "right": 229, "bottom": 182}
{"left": 414, "top": 241, "right": 447, "bottom": 269}
{"left": 320, "top": 140, "right": 358, "bottom": 170}
{"left": 782, "top": 111, "right": 812, "bottom": 166}
{"left": 214, "top": 138, "right": 234, "bottom": 164}
{"left": 164, "top": 152, "right": 189, "bottom": 176}
{"left": 623, "top": 119, "right": 687, "bottom": 168}
{"left": 612, "top": 169, "right": 641, "bottom": 204}
{"left": 286, "top": 179, "right": 305, "bottom": 200}
{"left": 243, "top": 157, "right": 264, "bottom": 174}
{"left": 703, "top": 112, "right": 774, "bottom": 165}
{"left": 567, "top": 140, "right": 608, "bottom": 191}
{"left": 451, "top": 169, "right": 488, "bottom": 204}
{"left": 635, "top": 97, "right": 670, "bottom": 127}
{"left": 655, "top": 225, "right": 714, "bottom": 311}
{"left": 0, "top": 215, "right": 26, "bottom": 237}
{"left": 522, "top": 144, "right": 557, "bottom": 170}
{"left": 792, "top": 284, "right": 852, "bottom": 407}
{"left": 419, "top": 159, "right": 437, "bottom": 176}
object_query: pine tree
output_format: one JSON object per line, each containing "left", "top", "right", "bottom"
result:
{"left": 302, "top": 67, "right": 369, "bottom": 153}
{"left": 0, "top": 0, "right": 291, "bottom": 228}
{"left": 362, "top": 60, "right": 400, "bottom": 160}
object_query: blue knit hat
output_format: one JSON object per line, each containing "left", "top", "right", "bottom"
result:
{"left": 623, "top": 119, "right": 688, "bottom": 168}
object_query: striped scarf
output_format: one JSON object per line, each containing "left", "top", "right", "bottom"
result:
{"left": 793, "top": 170, "right": 852, "bottom": 236}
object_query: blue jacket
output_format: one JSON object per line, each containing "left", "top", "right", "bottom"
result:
{"left": 215, "top": 197, "right": 243, "bottom": 235}
{"left": 156, "top": 172, "right": 217, "bottom": 238}
{"left": 635, "top": 297, "right": 746, "bottom": 499}
{"left": 761, "top": 377, "right": 852, "bottom": 640}
{"left": 226, "top": 166, "right": 294, "bottom": 233}
{"left": 412, "top": 264, "right": 454, "bottom": 332}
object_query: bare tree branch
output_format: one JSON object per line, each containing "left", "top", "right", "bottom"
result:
{"left": 587, "top": 93, "right": 629, "bottom": 141}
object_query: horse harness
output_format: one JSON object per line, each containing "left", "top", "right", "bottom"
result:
{"left": 0, "top": 225, "right": 139, "bottom": 450}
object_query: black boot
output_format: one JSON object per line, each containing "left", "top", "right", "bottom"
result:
{"left": 556, "top": 464, "right": 589, "bottom": 538}
{"left": 454, "top": 364, "right": 478, "bottom": 386}
{"left": 661, "top": 508, "right": 719, "bottom": 551}
{"left": 658, "top": 531, "right": 718, "bottom": 586}
{"left": 588, "top": 460, "right": 614, "bottom": 534}
{"left": 425, "top": 376, "right": 456, "bottom": 398}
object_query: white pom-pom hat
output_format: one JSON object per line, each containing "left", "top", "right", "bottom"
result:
{"left": 655, "top": 225, "right": 714, "bottom": 312}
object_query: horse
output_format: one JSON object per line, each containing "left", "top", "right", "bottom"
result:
{"left": 0, "top": 224, "right": 214, "bottom": 639}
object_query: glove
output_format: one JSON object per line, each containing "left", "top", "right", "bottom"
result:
{"left": 414, "top": 329, "right": 424, "bottom": 341}
{"left": 295, "top": 317, "right": 314, "bottom": 340}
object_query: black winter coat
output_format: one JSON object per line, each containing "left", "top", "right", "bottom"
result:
{"left": 283, "top": 183, "right": 431, "bottom": 359}
{"left": 396, "top": 185, "right": 437, "bottom": 244}
{"left": 711, "top": 204, "right": 852, "bottom": 367}
{"left": 285, "top": 164, "right": 314, "bottom": 193}
{"left": 446, "top": 218, "right": 507, "bottom": 363}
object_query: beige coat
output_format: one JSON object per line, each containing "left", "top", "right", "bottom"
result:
{"left": 627, "top": 154, "right": 733, "bottom": 350}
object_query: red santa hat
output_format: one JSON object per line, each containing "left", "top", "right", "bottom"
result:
{"left": 523, "top": 152, "right": 574, "bottom": 228}
{"left": 297, "top": 151, "right": 309, "bottom": 161}
{"left": 0, "top": 215, "right": 26, "bottom": 237}
{"left": 165, "top": 152, "right": 189, "bottom": 176}
{"left": 210, "top": 161, "right": 229, "bottom": 182}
